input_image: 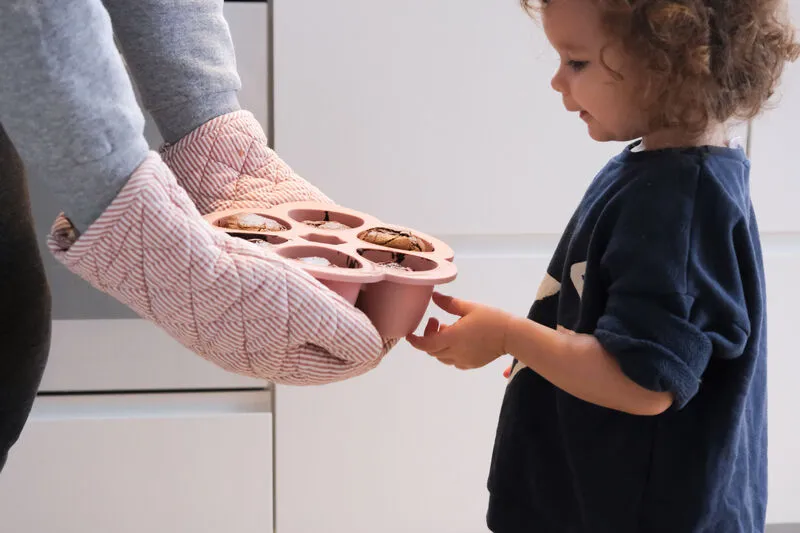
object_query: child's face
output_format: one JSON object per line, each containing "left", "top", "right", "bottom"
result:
{"left": 542, "top": 0, "right": 648, "bottom": 142}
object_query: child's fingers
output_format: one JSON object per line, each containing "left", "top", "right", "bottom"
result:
{"left": 407, "top": 315, "right": 461, "bottom": 354}
{"left": 406, "top": 318, "right": 442, "bottom": 352}
{"left": 424, "top": 317, "right": 440, "bottom": 337}
{"left": 406, "top": 332, "right": 434, "bottom": 351}
{"left": 432, "top": 292, "right": 475, "bottom": 317}
{"left": 406, "top": 333, "right": 423, "bottom": 349}
{"left": 406, "top": 331, "right": 450, "bottom": 354}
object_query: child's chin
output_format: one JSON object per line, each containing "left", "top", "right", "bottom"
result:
{"left": 587, "top": 126, "right": 630, "bottom": 143}
{"left": 587, "top": 127, "right": 614, "bottom": 142}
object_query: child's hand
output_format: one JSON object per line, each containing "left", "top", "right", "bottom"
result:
{"left": 406, "top": 292, "right": 513, "bottom": 370}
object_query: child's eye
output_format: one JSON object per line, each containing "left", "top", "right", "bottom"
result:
{"left": 566, "top": 60, "right": 589, "bottom": 72}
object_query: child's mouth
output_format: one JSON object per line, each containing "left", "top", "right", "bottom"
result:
{"left": 579, "top": 110, "right": 590, "bottom": 121}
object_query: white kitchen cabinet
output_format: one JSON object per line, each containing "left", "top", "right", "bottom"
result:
{"left": 275, "top": 353, "right": 507, "bottom": 533}
{"left": 39, "top": 319, "right": 265, "bottom": 392}
{"left": 271, "top": 13, "right": 605, "bottom": 532}
{"left": 749, "top": 0, "right": 800, "bottom": 232}
{"left": 272, "top": 0, "right": 798, "bottom": 530}
{"left": 273, "top": 0, "right": 623, "bottom": 238}
{"left": 0, "top": 391, "right": 273, "bottom": 533}
{"left": 275, "top": 249, "right": 554, "bottom": 533}
{"left": 271, "top": 10, "right": 569, "bottom": 531}
{"left": 764, "top": 246, "right": 800, "bottom": 524}
{"left": 749, "top": 0, "right": 800, "bottom": 524}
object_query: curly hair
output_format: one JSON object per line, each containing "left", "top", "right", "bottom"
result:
{"left": 524, "top": 0, "right": 800, "bottom": 135}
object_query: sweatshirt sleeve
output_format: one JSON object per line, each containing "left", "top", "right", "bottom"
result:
{"left": 593, "top": 165, "right": 751, "bottom": 410}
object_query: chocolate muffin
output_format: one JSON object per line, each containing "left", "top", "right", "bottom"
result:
{"left": 222, "top": 213, "right": 286, "bottom": 232}
{"left": 228, "top": 232, "right": 279, "bottom": 248}
{"left": 357, "top": 227, "right": 431, "bottom": 252}
{"left": 377, "top": 261, "right": 413, "bottom": 272}
{"left": 304, "top": 220, "right": 351, "bottom": 231}
{"left": 248, "top": 238, "right": 273, "bottom": 247}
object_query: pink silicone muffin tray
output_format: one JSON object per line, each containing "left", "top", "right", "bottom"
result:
{"left": 203, "top": 201, "right": 457, "bottom": 338}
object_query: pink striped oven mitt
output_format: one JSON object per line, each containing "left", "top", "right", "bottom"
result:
{"left": 161, "top": 110, "right": 398, "bottom": 350}
{"left": 160, "top": 110, "right": 331, "bottom": 214}
{"left": 48, "top": 150, "right": 390, "bottom": 386}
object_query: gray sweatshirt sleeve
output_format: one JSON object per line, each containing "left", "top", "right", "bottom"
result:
{"left": 0, "top": 0, "right": 150, "bottom": 232}
{"left": 101, "top": 0, "right": 242, "bottom": 144}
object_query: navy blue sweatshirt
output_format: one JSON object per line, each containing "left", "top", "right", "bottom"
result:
{"left": 487, "top": 143, "right": 767, "bottom": 533}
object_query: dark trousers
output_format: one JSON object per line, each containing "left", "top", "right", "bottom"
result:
{"left": 0, "top": 123, "right": 52, "bottom": 472}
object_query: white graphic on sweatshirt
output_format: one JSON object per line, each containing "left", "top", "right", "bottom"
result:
{"left": 570, "top": 261, "right": 587, "bottom": 299}
{"left": 509, "top": 360, "right": 527, "bottom": 381}
{"left": 535, "top": 273, "right": 561, "bottom": 301}
{"left": 508, "top": 263, "right": 584, "bottom": 382}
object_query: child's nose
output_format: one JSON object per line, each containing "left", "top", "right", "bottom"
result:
{"left": 551, "top": 67, "right": 566, "bottom": 94}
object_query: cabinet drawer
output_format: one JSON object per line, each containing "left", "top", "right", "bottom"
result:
{"left": 39, "top": 319, "right": 265, "bottom": 392}
{"left": 0, "top": 391, "right": 273, "bottom": 533}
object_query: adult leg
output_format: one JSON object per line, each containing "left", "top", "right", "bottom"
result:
{"left": 0, "top": 124, "right": 52, "bottom": 473}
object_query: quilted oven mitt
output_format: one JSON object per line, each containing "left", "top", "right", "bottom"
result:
{"left": 160, "top": 109, "right": 331, "bottom": 214}
{"left": 160, "top": 109, "right": 400, "bottom": 352}
{"left": 48, "top": 152, "right": 387, "bottom": 385}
